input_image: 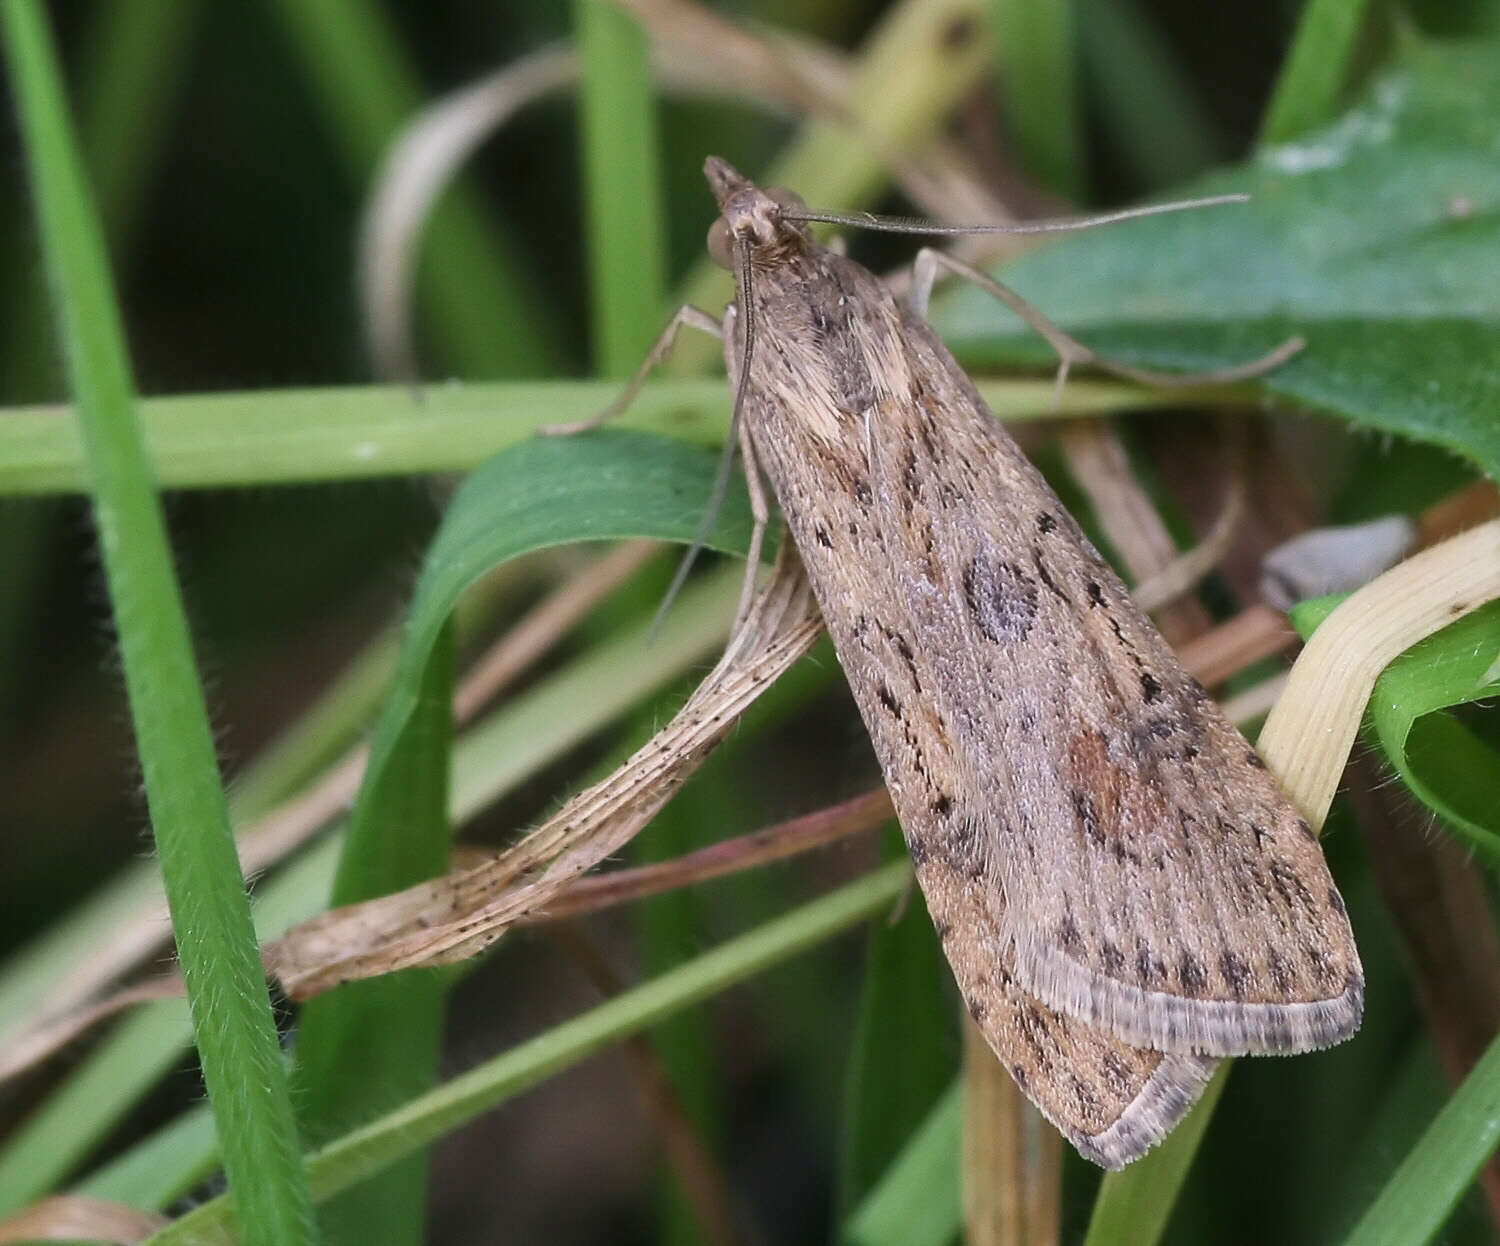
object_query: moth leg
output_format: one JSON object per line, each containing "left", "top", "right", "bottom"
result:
{"left": 734, "top": 416, "right": 772, "bottom": 632}
{"left": 909, "top": 248, "right": 1304, "bottom": 393}
{"left": 541, "top": 304, "right": 725, "bottom": 436}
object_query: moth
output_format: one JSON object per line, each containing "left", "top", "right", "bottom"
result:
{"left": 600, "top": 157, "right": 1363, "bottom": 1168}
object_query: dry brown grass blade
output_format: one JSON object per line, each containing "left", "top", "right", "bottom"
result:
{"left": 1260, "top": 519, "right": 1500, "bottom": 827}
{"left": 962, "top": 1015, "right": 1062, "bottom": 1246}
{"left": 3, "top": 542, "right": 658, "bottom": 1072}
{"left": 0, "top": 977, "right": 186, "bottom": 1084}
{"left": 1059, "top": 420, "right": 1214, "bottom": 645}
{"left": 0, "top": 601, "right": 1286, "bottom": 1084}
{"left": 1176, "top": 603, "right": 1297, "bottom": 689}
{"left": 526, "top": 787, "right": 894, "bottom": 924}
{"left": 265, "top": 543, "right": 823, "bottom": 1000}
{"left": 0, "top": 1196, "right": 171, "bottom": 1245}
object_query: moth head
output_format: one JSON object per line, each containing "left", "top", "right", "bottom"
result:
{"left": 704, "top": 156, "right": 811, "bottom": 270}
{"left": 706, "top": 186, "right": 810, "bottom": 270}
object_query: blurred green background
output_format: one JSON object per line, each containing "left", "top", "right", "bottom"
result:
{"left": 3, "top": 1, "right": 1500, "bottom": 1243}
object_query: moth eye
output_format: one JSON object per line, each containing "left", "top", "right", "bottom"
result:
{"left": 707, "top": 217, "right": 734, "bottom": 270}
{"left": 768, "top": 187, "right": 807, "bottom": 215}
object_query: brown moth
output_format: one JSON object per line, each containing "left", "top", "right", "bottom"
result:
{"left": 689, "top": 157, "right": 1362, "bottom": 1168}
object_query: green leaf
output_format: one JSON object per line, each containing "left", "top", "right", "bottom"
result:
{"left": 838, "top": 825, "right": 957, "bottom": 1218}
{"left": 1342, "top": 1025, "right": 1500, "bottom": 1246}
{"left": 934, "top": 38, "right": 1500, "bottom": 477}
{"left": 1291, "top": 596, "right": 1500, "bottom": 862}
{"left": 1366, "top": 601, "right": 1500, "bottom": 856}
{"left": 357, "top": 427, "right": 750, "bottom": 840}
{"left": 844, "top": 1080, "right": 962, "bottom": 1246}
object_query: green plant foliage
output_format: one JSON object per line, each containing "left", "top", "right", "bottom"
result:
{"left": 1292, "top": 596, "right": 1500, "bottom": 861}
{"left": 936, "top": 38, "right": 1500, "bottom": 477}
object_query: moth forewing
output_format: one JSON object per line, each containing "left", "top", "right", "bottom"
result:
{"left": 704, "top": 156, "right": 1361, "bottom": 1163}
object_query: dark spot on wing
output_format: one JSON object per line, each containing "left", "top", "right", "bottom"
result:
{"left": 876, "top": 682, "right": 901, "bottom": 716}
{"left": 1140, "top": 673, "right": 1163, "bottom": 702}
{"left": 1328, "top": 887, "right": 1346, "bottom": 916}
{"left": 814, "top": 524, "right": 833, "bottom": 548}
{"left": 1267, "top": 948, "right": 1293, "bottom": 994}
{"left": 1101, "top": 940, "right": 1125, "bottom": 974}
{"left": 853, "top": 480, "right": 873, "bottom": 505}
{"left": 1178, "top": 953, "right": 1207, "bottom": 996}
{"left": 1070, "top": 1075, "right": 1102, "bottom": 1116}
{"left": 1245, "top": 749, "right": 1267, "bottom": 770}
{"left": 1087, "top": 580, "right": 1106, "bottom": 607}
{"left": 1304, "top": 942, "right": 1337, "bottom": 985}
{"left": 932, "top": 794, "right": 953, "bottom": 817}
{"left": 1072, "top": 790, "right": 1104, "bottom": 846}
{"left": 1037, "top": 511, "right": 1058, "bottom": 533}
{"left": 934, "top": 920, "right": 952, "bottom": 942}
{"left": 1032, "top": 547, "right": 1067, "bottom": 601}
{"left": 967, "top": 996, "right": 988, "bottom": 1022}
{"left": 1251, "top": 823, "right": 1270, "bottom": 849}
{"left": 963, "top": 556, "right": 1038, "bottom": 644}
{"left": 1101, "top": 1052, "right": 1134, "bottom": 1092}
{"left": 1219, "top": 951, "right": 1251, "bottom": 998}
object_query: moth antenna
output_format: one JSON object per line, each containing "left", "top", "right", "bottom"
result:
{"left": 651, "top": 242, "right": 760, "bottom": 640}
{"left": 783, "top": 193, "right": 1250, "bottom": 238}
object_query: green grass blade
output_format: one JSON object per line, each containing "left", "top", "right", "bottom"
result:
{"left": 839, "top": 825, "right": 955, "bottom": 1219}
{"left": 264, "top": 0, "right": 566, "bottom": 375}
{"left": 0, "top": 999, "right": 193, "bottom": 1210}
{"left": 146, "top": 863, "right": 914, "bottom": 1244}
{"left": 0, "top": 376, "right": 1162, "bottom": 496}
{"left": 77, "top": 1104, "right": 221, "bottom": 1210}
{"left": 1343, "top": 1028, "right": 1500, "bottom": 1245}
{"left": 1081, "top": 1065, "right": 1231, "bottom": 1246}
{"left": 574, "top": 0, "right": 667, "bottom": 376}
{"left": 0, "top": 3, "right": 313, "bottom": 1242}
{"left": 1260, "top": 0, "right": 1375, "bottom": 143}
{"left": 845, "top": 1080, "right": 963, "bottom": 1246}
{"left": 1079, "top": 0, "right": 1222, "bottom": 187}
{"left": 293, "top": 624, "right": 455, "bottom": 1245}
{"left": 992, "top": 0, "right": 1085, "bottom": 197}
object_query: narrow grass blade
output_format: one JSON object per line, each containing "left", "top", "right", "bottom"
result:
{"left": 1261, "top": 0, "right": 1375, "bottom": 143}
{"left": 0, "top": 3, "right": 312, "bottom": 1241}
{"left": 146, "top": 863, "right": 914, "bottom": 1244}
{"left": 292, "top": 625, "right": 455, "bottom": 1244}
{"left": 1081, "top": 1066, "right": 1231, "bottom": 1246}
{"left": 1343, "top": 1028, "right": 1500, "bottom": 1246}
{"left": 574, "top": 0, "right": 667, "bottom": 375}
{"left": 992, "top": 0, "right": 1085, "bottom": 197}
{"left": 845, "top": 1080, "right": 963, "bottom": 1246}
